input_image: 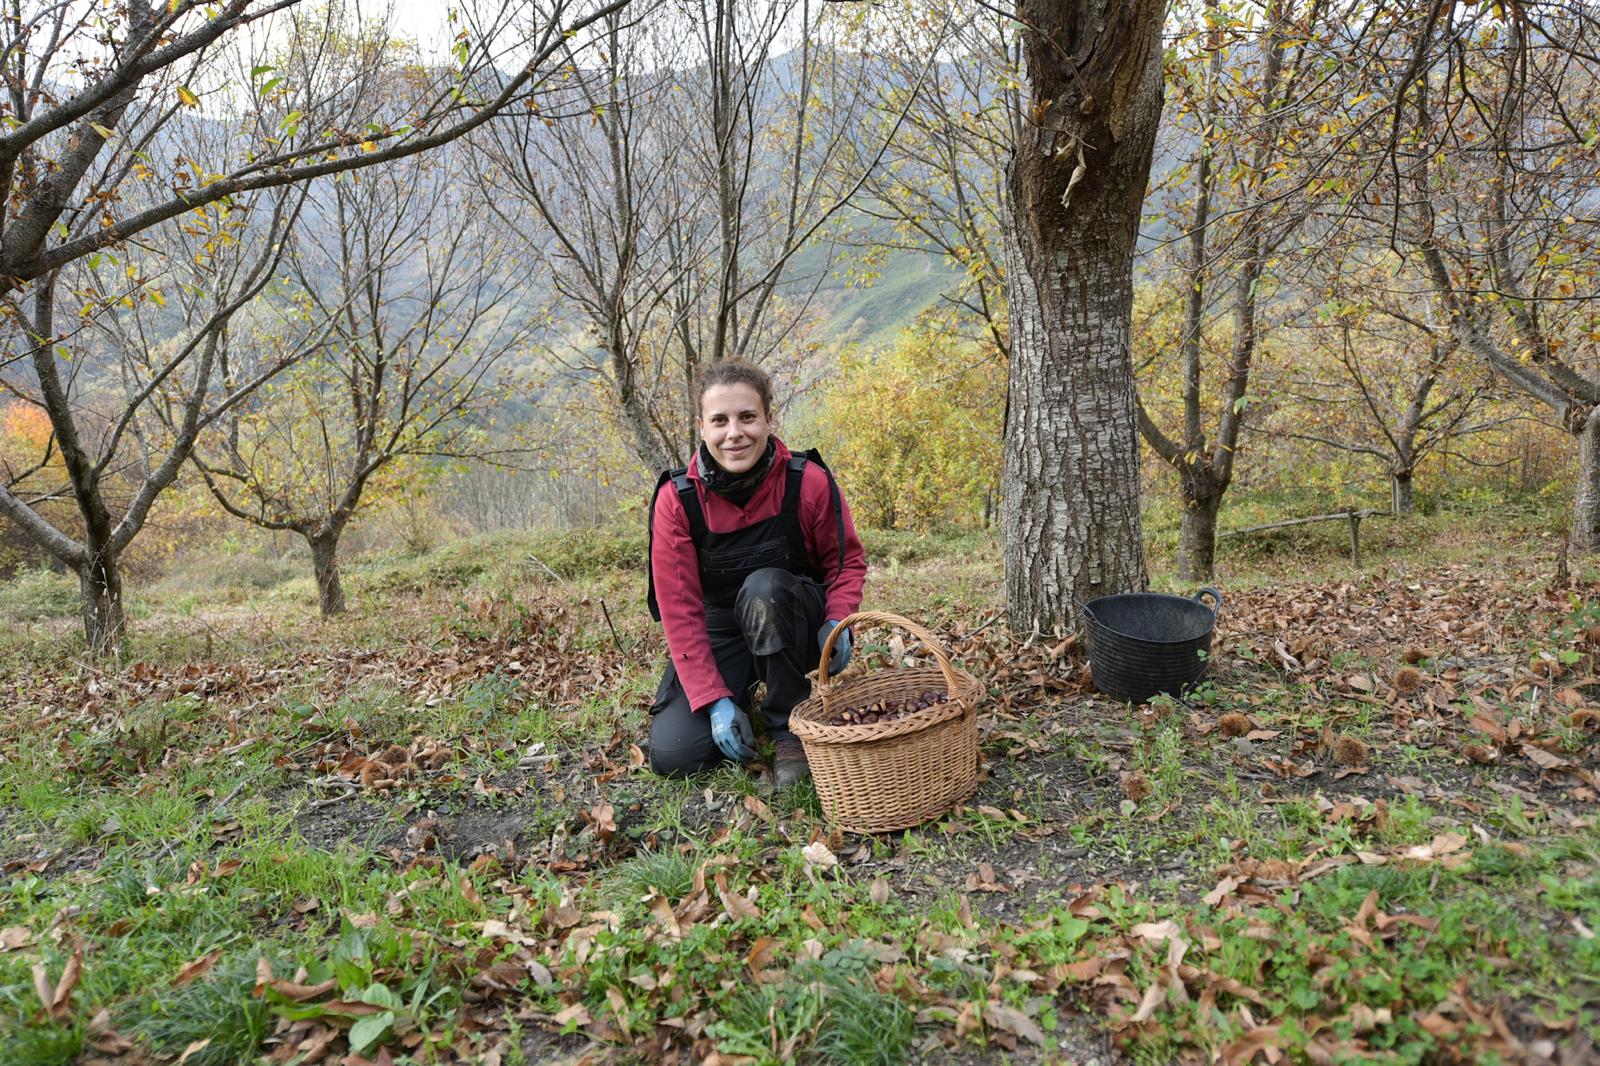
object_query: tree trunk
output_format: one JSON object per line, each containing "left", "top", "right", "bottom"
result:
{"left": 307, "top": 530, "right": 347, "bottom": 617}
{"left": 1002, "top": 0, "right": 1164, "bottom": 635}
{"left": 78, "top": 552, "right": 126, "bottom": 656}
{"left": 1391, "top": 470, "right": 1415, "bottom": 517}
{"left": 1178, "top": 489, "right": 1223, "bottom": 583}
{"left": 1573, "top": 415, "right": 1600, "bottom": 552}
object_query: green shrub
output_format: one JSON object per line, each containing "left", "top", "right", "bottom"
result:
{"left": 357, "top": 527, "right": 645, "bottom": 594}
{"left": 856, "top": 528, "right": 994, "bottom": 567}
{"left": 0, "top": 568, "right": 78, "bottom": 622}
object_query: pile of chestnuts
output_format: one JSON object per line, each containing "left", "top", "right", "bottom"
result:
{"left": 827, "top": 689, "right": 946, "bottom": 726}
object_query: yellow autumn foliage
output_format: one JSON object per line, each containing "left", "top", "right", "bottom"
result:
{"left": 814, "top": 328, "right": 1003, "bottom": 532}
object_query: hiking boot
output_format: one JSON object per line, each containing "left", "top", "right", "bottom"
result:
{"left": 772, "top": 735, "right": 810, "bottom": 789}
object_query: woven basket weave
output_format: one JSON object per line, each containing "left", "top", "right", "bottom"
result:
{"left": 789, "top": 611, "right": 982, "bottom": 833}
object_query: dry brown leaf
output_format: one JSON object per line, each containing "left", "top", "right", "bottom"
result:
{"left": 1052, "top": 957, "right": 1105, "bottom": 982}
{"left": 985, "top": 1001, "right": 1045, "bottom": 1045}
{"left": 172, "top": 949, "right": 222, "bottom": 987}
{"left": 33, "top": 943, "right": 82, "bottom": 1022}
{"left": 1128, "top": 981, "right": 1166, "bottom": 1024}
{"left": 552, "top": 1002, "right": 590, "bottom": 1027}
{"left": 869, "top": 877, "right": 891, "bottom": 905}
{"left": 0, "top": 927, "right": 30, "bottom": 952}
{"left": 1203, "top": 877, "right": 1242, "bottom": 907}
{"left": 267, "top": 976, "right": 339, "bottom": 1002}
{"left": 1221, "top": 1024, "right": 1283, "bottom": 1065}
{"left": 801, "top": 841, "right": 837, "bottom": 870}
{"left": 587, "top": 803, "right": 617, "bottom": 841}
{"left": 715, "top": 872, "right": 760, "bottom": 921}
{"left": 650, "top": 896, "right": 681, "bottom": 940}
{"left": 176, "top": 1038, "right": 212, "bottom": 1065}
{"left": 1524, "top": 745, "right": 1573, "bottom": 772}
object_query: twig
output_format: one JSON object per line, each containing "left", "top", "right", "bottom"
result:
{"left": 525, "top": 553, "right": 563, "bottom": 583}
{"left": 599, "top": 598, "right": 628, "bottom": 653}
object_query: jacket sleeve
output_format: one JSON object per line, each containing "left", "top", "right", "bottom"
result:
{"left": 800, "top": 464, "right": 867, "bottom": 622}
{"left": 651, "top": 485, "right": 731, "bottom": 712}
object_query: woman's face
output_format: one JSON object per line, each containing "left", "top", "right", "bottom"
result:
{"left": 698, "top": 383, "right": 773, "bottom": 474}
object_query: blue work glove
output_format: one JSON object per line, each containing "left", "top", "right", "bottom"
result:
{"left": 818, "top": 619, "right": 852, "bottom": 674}
{"left": 708, "top": 697, "right": 757, "bottom": 763}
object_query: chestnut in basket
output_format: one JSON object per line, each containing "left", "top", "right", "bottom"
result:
{"left": 826, "top": 688, "right": 948, "bottom": 726}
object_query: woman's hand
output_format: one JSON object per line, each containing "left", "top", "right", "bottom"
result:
{"left": 818, "top": 620, "right": 852, "bottom": 674}
{"left": 708, "top": 698, "right": 758, "bottom": 762}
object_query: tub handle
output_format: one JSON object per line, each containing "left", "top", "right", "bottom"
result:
{"left": 1193, "top": 587, "right": 1223, "bottom": 613}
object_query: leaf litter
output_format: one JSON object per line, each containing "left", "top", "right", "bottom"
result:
{"left": 0, "top": 564, "right": 1596, "bottom": 1062}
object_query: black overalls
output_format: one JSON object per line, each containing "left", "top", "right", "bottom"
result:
{"left": 645, "top": 453, "right": 840, "bottom": 777}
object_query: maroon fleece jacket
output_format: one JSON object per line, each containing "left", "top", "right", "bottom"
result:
{"left": 651, "top": 438, "right": 867, "bottom": 712}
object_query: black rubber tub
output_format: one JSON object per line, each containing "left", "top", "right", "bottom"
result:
{"left": 1080, "top": 587, "right": 1222, "bottom": 703}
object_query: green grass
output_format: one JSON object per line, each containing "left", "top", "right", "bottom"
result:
{"left": 0, "top": 490, "right": 1594, "bottom": 1063}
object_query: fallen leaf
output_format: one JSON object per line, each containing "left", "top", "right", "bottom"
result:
{"left": 715, "top": 871, "right": 760, "bottom": 921}
{"left": 1203, "top": 877, "right": 1241, "bottom": 907}
{"left": 870, "top": 877, "right": 891, "bottom": 905}
{"left": 801, "top": 841, "right": 837, "bottom": 870}
{"left": 0, "top": 927, "right": 30, "bottom": 952}
{"left": 986, "top": 1001, "right": 1045, "bottom": 1045}
{"left": 1128, "top": 981, "right": 1165, "bottom": 1024}
{"left": 1130, "top": 919, "right": 1183, "bottom": 943}
{"left": 1221, "top": 1024, "right": 1283, "bottom": 1065}
{"left": 650, "top": 896, "right": 681, "bottom": 940}
{"left": 1524, "top": 745, "right": 1573, "bottom": 772}
{"left": 172, "top": 949, "right": 222, "bottom": 987}
{"left": 587, "top": 803, "right": 617, "bottom": 841}
{"left": 176, "top": 1038, "right": 212, "bottom": 1065}
{"left": 552, "top": 1002, "right": 590, "bottom": 1027}
{"left": 32, "top": 943, "right": 82, "bottom": 1022}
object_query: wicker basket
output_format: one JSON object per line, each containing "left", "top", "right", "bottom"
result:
{"left": 789, "top": 611, "right": 982, "bottom": 833}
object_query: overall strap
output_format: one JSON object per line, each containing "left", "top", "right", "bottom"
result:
{"left": 671, "top": 470, "right": 706, "bottom": 546}
{"left": 802, "top": 449, "right": 847, "bottom": 584}
{"left": 781, "top": 455, "right": 809, "bottom": 565}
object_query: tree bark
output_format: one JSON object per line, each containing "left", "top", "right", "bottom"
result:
{"left": 1574, "top": 415, "right": 1600, "bottom": 552}
{"left": 78, "top": 552, "right": 126, "bottom": 657}
{"left": 1391, "top": 470, "right": 1416, "bottom": 517}
{"left": 1178, "top": 485, "right": 1223, "bottom": 583}
{"left": 1002, "top": 0, "right": 1164, "bottom": 635}
{"left": 307, "top": 529, "right": 347, "bottom": 617}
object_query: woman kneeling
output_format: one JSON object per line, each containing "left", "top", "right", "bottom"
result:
{"left": 645, "top": 360, "right": 866, "bottom": 786}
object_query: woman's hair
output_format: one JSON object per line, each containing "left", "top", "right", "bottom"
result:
{"left": 695, "top": 359, "right": 773, "bottom": 416}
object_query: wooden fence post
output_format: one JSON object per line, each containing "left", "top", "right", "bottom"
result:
{"left": 1347, "top": 509, "right": 1361, "bottom": 566}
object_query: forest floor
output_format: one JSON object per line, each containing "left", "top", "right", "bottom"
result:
{"left": 0, "top": 507, "right": 1596, "bottom": 1065}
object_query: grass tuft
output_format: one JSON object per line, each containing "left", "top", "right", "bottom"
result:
{"left": 129, "top": 952, "right": 274, "bottom": 1066}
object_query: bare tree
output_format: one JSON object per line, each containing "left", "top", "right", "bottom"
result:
{"left": 189, "top": 152, "right": 533, "bottom": 616}
{"left": 832, "top": 0, "right": 1019, "bottom": 357}
{"left": 0, "top": 0, "right": 629, "bottom": 651}
{"left": 477, "top": 0, "right": 889, "bottom": 472}
{"left": 1279, "top": 257, "right": 1504, "bottom": 517}
{"left": 1391, "top": 10, "right": 1600, "bottom": 548}
{"left": 1134, "top": 0, "right": 1341, "bottom": 581}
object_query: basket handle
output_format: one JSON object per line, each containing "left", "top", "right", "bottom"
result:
{"left": 1193, "top": 587, "right": 1223, "bottom": 613}
{"left": 817, "top": 610, "right": 967, "bottom": 717}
